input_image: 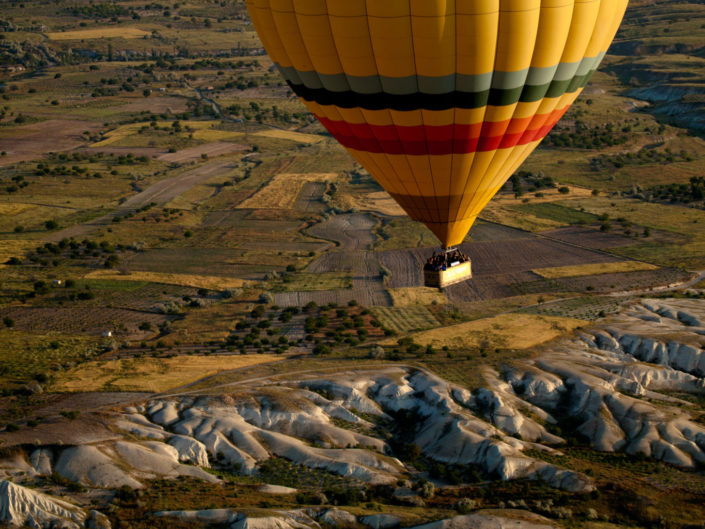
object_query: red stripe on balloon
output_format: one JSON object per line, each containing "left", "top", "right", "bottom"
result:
{"left": 315, "top": 106, "right": 569, "bottom": 155}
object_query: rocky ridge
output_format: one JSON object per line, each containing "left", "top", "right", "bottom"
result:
{"left": 1, "top": 298, "right": 705, "bottom": 528}
{"left": 0, "top": 479, "right": 110, "bottom": 529}
{"left": 154, "top": 507, "right": 559, "bottom": 529}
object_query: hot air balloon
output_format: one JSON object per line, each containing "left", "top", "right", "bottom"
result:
{"left": 245, "top": 0, "right": 628, "bottom": 287}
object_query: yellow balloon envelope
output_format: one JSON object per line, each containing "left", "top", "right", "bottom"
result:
{"left": 245, "top": 0, "right": 628, "bottom": 248}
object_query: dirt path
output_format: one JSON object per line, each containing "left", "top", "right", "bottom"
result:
{"left": 275, "top": 213, "right": 392, "bottom": 306}
{"left": 45, "top": 160, "right": 236, "bottom": 242}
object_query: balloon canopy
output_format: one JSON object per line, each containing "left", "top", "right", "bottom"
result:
{"left": 245, "top": 0, "right": 628, "bottom": 247}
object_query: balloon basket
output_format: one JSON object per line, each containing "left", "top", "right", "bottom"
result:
{"left": 423, "top": 248, "right": 472, "bottom": 289}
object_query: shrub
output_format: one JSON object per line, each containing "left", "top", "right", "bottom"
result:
{"left": 258, "top": 292, "right": 274, "bottom": 304}
{"left": 455, "top": 497, "right": 477, "bottom": 514}
{"left": 419, "top": 481, "right": 435, "bottom": 499}
{"left": 313, "top": 344, "right": 331, "bottom": 355}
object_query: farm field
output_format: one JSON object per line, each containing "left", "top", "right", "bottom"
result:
{"left": 533, "top": 261, "right": 659, "bottom": 279}
{"left": 237, "top": 173, "right": 336, "bottom": 209}
{"left": 53, "top": 353, "right": 283, "bottom": 392}
{"left": 83, "top": 270, "right": 249, "bottom": 290}
{"left": 372, "top": 306, "right": 440, "bottom": 333}
{"left": 46, "top": 27, "right": 151, "bottom": 40}
{"left": 385, "top": 313, "right": 586, "bottom": 352}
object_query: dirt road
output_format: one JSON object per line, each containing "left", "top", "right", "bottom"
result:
{"left": 275, "top": 213, "right": 393, "bottom": 307}
{"left": 45, "top": 159, "right": 235, "bottom": 242}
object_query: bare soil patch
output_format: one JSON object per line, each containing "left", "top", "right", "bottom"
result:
{"left": 293, "top": 181, "right": 327, "bottom": 213}
{"left": 0, "top": 119, "right": 102, "bottom": 166}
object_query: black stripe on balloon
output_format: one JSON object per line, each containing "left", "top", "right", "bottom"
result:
{"left": 288, "top": 69, "right": 596, "bottom": 111}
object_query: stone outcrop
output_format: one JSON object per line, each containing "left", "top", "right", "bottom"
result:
{"left": 0, "top": 479, "right": 110, "bottom": 529}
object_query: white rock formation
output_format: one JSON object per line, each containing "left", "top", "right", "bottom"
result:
{"left": 155, "top": 508, "right": 558, "bottom": 529}
{"left": 231, "top": 512, "right": 320, "bottom": 529}
{"left": 157, "top": 509, "right": 321, "bottom": 529}
{"left": 51, "top": 440, "right": 217, "bottom": 489}
{"left": 106, "top": 367, "right": 589, "bottom": 491}
{"left": 29, "top": 449, "right": 52, "bottom": 476}
{"left": 2, "top": 298, "right": 705, "bottom": 498}
{"left": 259, "top": 484, "right": 298, "bottom": 494}
{"left": 155, "top": 508, "right": 239, "bottom": 525}
{"left": 55, "top": 445, "right": 143, "bottom": 489}
{"left": 0, "top": 479, "right": 90, "bottom": 529}
{"left": 318, "top": 508, "right": 357, "bottom": 527}
{"left": 409, "top": 512, "right": 557, "bottom": 529}
{"left": 359, "top": 514, "right": 400, "bottom": 529}
{"left": 506, "top": 299, "right": 705, "bottom": 467}
{"left": 168, "top": 434, "right": 210, "bottom": 467}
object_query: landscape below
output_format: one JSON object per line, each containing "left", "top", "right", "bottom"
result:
{"left": 1, "top": 0, "right": 705, "bottom": 528}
